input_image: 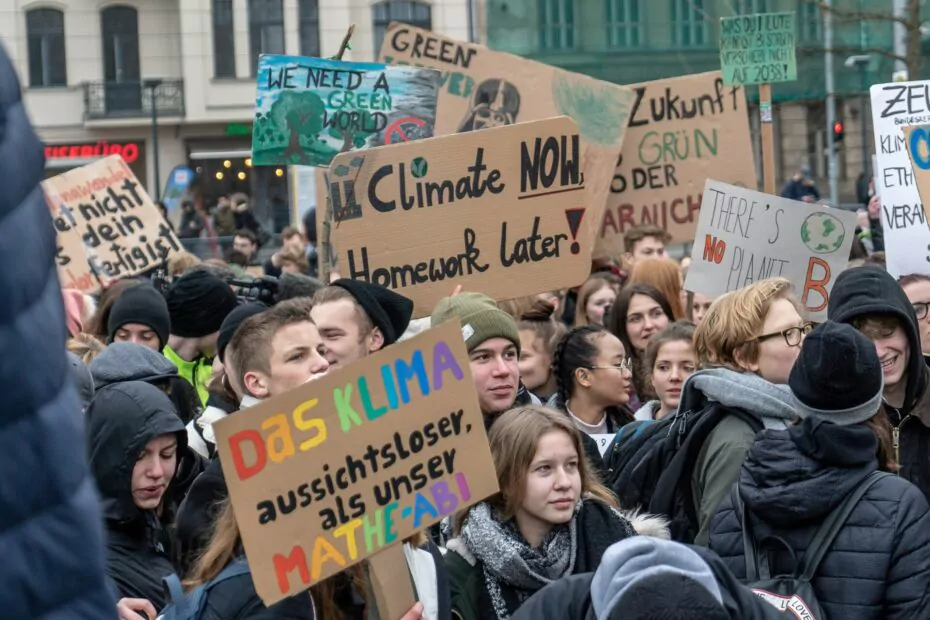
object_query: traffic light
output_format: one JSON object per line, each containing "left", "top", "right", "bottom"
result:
{"left": 833, "top": 121, "right": 845, "bottom": 145}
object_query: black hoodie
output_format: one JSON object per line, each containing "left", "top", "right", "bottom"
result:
{"left": 828, "top": 266, "right": 930, "bottom": 499}
{"left": 86, "top": 381, "right": 187, "bottom": 609}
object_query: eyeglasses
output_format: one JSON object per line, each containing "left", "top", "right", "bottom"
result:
{"left": 913, "top": 302, "right": 929, "bottom": 321}
{"left": 755, "top": 322, "right": 814, "bottom": 347}
{"left": 588, "top": 358, "right": 634, "bottom": 373}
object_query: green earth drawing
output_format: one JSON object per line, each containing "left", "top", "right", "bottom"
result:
{"left": 800, "top": 212, "right": 846, "bottom": 254}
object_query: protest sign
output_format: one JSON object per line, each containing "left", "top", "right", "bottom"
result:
{"left": 214, "top": 320, "right": 497, "bottom": 605}
{"left": 324, "top": 117, "right": 591, "bottom": 317}
{"left": 379, "top": 24, "right": 634, "bottom": 255}
{"left": 904, "top": 125, "right": 930, "bottom": 216}
{"left": 252, "top": 55, "right": 441, "bottom": 167}
{"left": 720, "top": 12, "right": 797, "bottom": 87}
{"left": 871, "top": 81, "right": 930, "bottom": 277}
{"left": 600, "top": 72, "right": 756, "bottom": 254}
{"left": 43, "top": 155, "right": 182, "bottom": 293}
{"left": 683, "top": 180, "right": 856, "bottom": 321}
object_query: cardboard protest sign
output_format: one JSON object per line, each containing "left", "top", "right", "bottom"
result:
{"left": 252, "top": 55, "right": 441, "bottom": 167}
{"left": 214, "top": 320, "right": 497, "bottom": 605}
{"left": 324, "top": 117, "right": 591, "bottom": 317}
{"left": 720, "top": 12, "right": 797, "bottom": 86}
{"left": 379, "top": 24, "right": 634, "bottom": 253}
{"left": 871, "top": 81, "right": 930, "bottom": 277}
{"left": 683, "top": 180, "right": 856, "bottom": 321}
{"left": 43, "top": 155, "right": 182, "bottom": 293}
{"left": 600, "top": 72, "right": 756, "bottom": 254}
{"left": 904, "top": 125, "right": 930, "bottom": 216}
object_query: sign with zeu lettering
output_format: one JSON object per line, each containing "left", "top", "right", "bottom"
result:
{"left": 600, "top": 71, "right": 756, "bottom": 254}
{"left": 684, "top": 180, "right": 856, "bottom": 321}
{"left": 214, "top": 320, "right": 498, "bottom": 605}
{"left": 871, "top": 81, "right": 930, "bottom": 278}
{"left": 42, "top": 155, "right": 182, "bottom": 293}
{"left": 252, "top": 54, "right": 441, "bottom": 167}
{"left": 720, "top": 12, "right": 797, "bottom": 86}
{"left": 325, "top": 117, "right": 591, "bottom": 317}
{"left": 378, "top": 24, "right": 634, "bottom": 259}
{"left": 903, "top": 125, "right": 930, "bottom": 234}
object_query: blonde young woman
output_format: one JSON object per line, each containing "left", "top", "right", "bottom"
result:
{"left": 444, "top": 406, "right": 666, "bottom": 620}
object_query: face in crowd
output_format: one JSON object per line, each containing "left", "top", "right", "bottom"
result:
{"left": 243, "top": 321, "right": 330, "bottom": 399}
{"left": 743, "top": 298, "right": 811, "bottom": 384}
{"left": 901, "top": 276, "right": 930, "bottom": 355}
{"left": 626, "top": 293, "right": 671, "bottom": 353}
{"left": 517, "top": 428, "right": 581, "bottom": 547}
{"left": 113, "top": 323, "right": 161, "bottom": 351}
{"left": 233, "top": 234, "right": 257, "bottom": 261}
{"left": 131, "top": 434, "right": 178, "bottom": 510}
{"left": 584, "top": 285, "right": 616, "bottom": 327}
{"left": 628, "top": 235, "right": 667, "bottom": 264}
{"left": 470, "top": 337, "right": 520, "bottom": 416}
{"left": 650, "top": 337, "right": 697, "bottom": 418}
{"left": 310, "top": 299, "right": 385, "bottom": 370}
{"left": 690, "top": 293, "right": 714, "bottom": 326}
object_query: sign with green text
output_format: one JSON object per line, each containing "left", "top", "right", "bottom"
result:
{"left": 720, "top": 12, "right": 797, "bottom": 86}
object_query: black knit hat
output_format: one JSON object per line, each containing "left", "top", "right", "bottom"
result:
{"left": 217, "top": 302, "right": 267, "bottom": 363}
{"left": 107, "top": 284, "right": 170, "bottom": 349}
{"left": 330, "top": 279, "right": 413, "bottom": 346}
{"left": 789, "top": 321, "right": 884, "bottom": 426}
{"left": 611, "top": 574, "right": 729, "bottom": 620}
{"left": 166, "top": 271, "right": 239, "bottom": 338}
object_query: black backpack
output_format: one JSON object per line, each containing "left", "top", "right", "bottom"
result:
{"left": 603, "top": 401, "right": 763, "bottom": 542}
{"left": 732, "top": 470, "right": 891, "bottom": 619}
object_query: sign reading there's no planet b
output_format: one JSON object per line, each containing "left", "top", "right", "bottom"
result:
{"left": 213, "top": 320, "right": 497, "bottom": 605}
{"left": 325, "top": 117, "right": 592, "bottom": 317}
{"left": 252, "top": 55, "right": 441, "bottom": 167}
{"left": 684, "top": 180, "right": 856, "bottom": 321}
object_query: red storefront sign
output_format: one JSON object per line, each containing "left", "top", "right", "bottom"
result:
{"left": 45, "top": 141, "right": 141, "bottom": 165}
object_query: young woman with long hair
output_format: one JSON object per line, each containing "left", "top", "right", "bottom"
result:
{"left": 634, "top": 322, "right": 697, "bottom": 421}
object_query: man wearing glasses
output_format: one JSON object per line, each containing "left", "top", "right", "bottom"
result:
{"left": 899, "top": 274, "right": 930, "bottom": 366}
{"left": 830, "top": 267, "right": 930, "bottom": 502}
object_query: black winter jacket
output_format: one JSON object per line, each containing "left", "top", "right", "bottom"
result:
{"left": 511, "top": 545, "right": 783, "bottom": 620}
{"left": 829, "top": 266, "right": 930, "bottom": 501}
{"left": 86, "top": 381, "right": 188, "bottom": 609}
{"left": 708, "top": 417, "right": 930, "bottom": 620}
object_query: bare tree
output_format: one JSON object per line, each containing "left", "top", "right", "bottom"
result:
{"left": 812, "top": 0, "right": 923, "bottom": 78}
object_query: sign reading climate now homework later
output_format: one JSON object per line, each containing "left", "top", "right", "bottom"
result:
{"left": 720, "top": 12, "right": 797, "bottom": 86}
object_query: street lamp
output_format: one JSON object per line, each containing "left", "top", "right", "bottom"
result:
{"left": 144, "top": 79, "right": 164, "bottom": 201}
{"left": 844, "top": 55, "right": 872, "bottom": 178}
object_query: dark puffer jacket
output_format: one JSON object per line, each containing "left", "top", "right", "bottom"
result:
{"left": 0, "top": 42, "right": 114, "bottom": 618}
{"left": 709, "top": 417, "right": 930, "bottom": 620}
{"left": 829, "top": 266, "right": 930, "bottom": 500}
{"left": 87, "top": 381, "right": 187, "bottom": 609}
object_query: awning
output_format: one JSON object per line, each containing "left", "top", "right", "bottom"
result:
{"left": 45, "top": 157, "right": 102, "bottom": 169}
{"left": 189, "top": 149, "right": 252, "bottom": 160}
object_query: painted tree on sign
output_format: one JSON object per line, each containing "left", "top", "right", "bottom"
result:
{"left": 255, "top": 90, "right": 327, "bottom": 164}
{"left": 551, "top": 74, "right": 634, "bottom": 147}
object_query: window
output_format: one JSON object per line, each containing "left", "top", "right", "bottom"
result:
{"left": 606, "top": 0, "right": 641, "bottom": 49}
{"left": 299, "top": 0, "right": 320, "bottom": 57}
{"left": 373, "top": 1, "right": 432, "bottom": 57}
{"left": 736, "top": 0, "right": 767, "bottom": 14}
{"left": 101, "top": 6, "right": 140, "bottom": 83}
{"left": 26, "top": 9, "right": 67, "bottom": 87}
{"left": 671, "top": 0, "right": 707, "bottom": 48}
{"left": 213, "top": 0, "right": 235, "bottom": 78}
{"left": 798, "top": 0, "right": 821, "bottom": 42}
{"left": 249, "top": 0, "right": 285, "bottom": 76}
{"left": 539, "top": 0, "right": 575, "bottom": 50}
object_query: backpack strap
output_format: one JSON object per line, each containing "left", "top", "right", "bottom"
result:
{"left": 163, "top": 574, "right": 189, "bottom": 616}
{"left": 797, "top": 471, "right": 891, "bottom": 580}
{"left": 732, "top": 483, "right": 763, "bottom": 581}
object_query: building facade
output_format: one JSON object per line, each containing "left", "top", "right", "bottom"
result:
{"left": 1, "top": 0, "right": 470, "bottom": 229}
{"left": 485, "top": 0, "right": 927, "bottom": 202}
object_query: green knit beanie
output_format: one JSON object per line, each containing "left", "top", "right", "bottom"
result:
{"left": 431, "top": 292, "right": 521, "bottom": 354}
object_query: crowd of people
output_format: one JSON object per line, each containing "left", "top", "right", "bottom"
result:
{"left": 4, "top": 42, "right": 930, "bottom": 620}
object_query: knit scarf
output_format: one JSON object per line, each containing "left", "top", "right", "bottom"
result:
{"left": 459, "top": 499, "right": 636, "bottom": 619}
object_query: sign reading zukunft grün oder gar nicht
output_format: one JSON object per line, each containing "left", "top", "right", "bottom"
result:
{"left": 719, "top": 12, "right": 797, "bottom": 87}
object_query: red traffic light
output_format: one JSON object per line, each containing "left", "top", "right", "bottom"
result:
{"left": 833, "top": 122, "right": 844, "bottom": 135}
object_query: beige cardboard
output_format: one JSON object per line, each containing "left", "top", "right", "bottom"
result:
{"left": 42, "top": 155, "right": 182, "bottom": 293}
{"left": 325, "top": 117, "right": 591, "bottom": 317}
{"left": 599, "top": 72, "right": 757, "bottom": 256}
{"left": 379, "top": 24, "right": 634, "bottom": 250}
{"left": 683, "top": 180, "right": 856, "bottom": 321}
{"left": 214, "top": 320, "right": 498, "bottom": 606}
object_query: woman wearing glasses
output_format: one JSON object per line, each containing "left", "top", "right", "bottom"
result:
{"left": 681, "top": 277, "right": 809, "bottom": 546}
{"left": 898, "top": 274, "right": 930, "bottom": 366}
{"left": 547, "top": 325, "right": 636, "bottom": 473}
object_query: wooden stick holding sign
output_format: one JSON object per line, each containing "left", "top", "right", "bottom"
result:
{"left": 719, "top": 12, "right": 797, "bottom": 194}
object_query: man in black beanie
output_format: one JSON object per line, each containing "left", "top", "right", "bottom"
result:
{"left": 164, "top": 270, "right": 239, "bottom": 406}
{"left": 310, "top": 279, "right": 414, "bottom": 369}
{"left": 107, "top": 284, "right": 170, "bottom": 352}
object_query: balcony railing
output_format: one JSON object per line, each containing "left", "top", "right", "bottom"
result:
{"left": 82, "top": 79, "right": 185, "bottom": 121}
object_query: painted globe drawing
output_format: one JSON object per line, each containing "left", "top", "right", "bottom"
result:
{"left": 801, "top": 212, "right": 846, "bottom": 254}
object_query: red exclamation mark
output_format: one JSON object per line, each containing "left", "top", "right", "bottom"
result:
{"left": 565, "top": 208, "right": 585, "bottom": 255}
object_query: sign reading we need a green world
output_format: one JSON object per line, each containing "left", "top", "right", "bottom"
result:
{"left": 720, "top": 12, "right": 797, "bottom": 87}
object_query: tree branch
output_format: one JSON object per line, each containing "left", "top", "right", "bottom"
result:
{"left": 800, "top": 43, "right": 908, "bottom": 66}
